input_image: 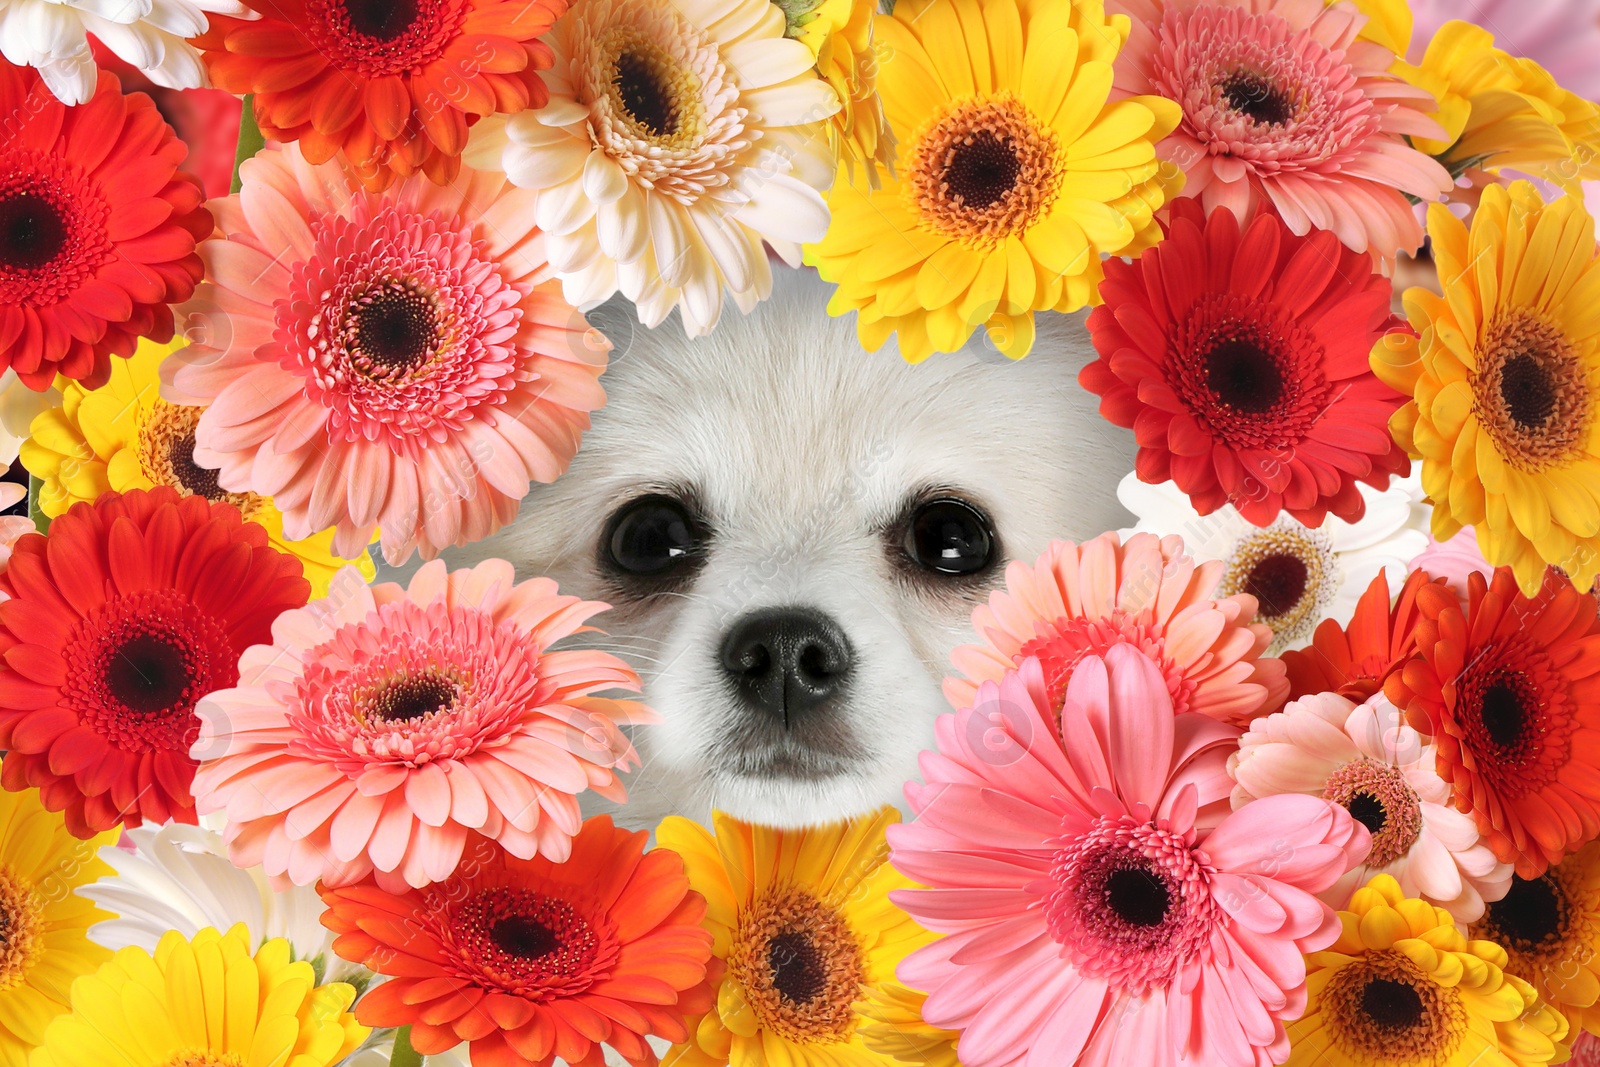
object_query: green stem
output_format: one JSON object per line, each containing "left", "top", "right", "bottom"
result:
{"left": 230, "top": 95, "right": 264, "bottom": 194}
{"left": 26, "top": 475, "right": 47, "bottom": 535}
{"left": 389, "top": 1026, "right": 424, "bottom": 1067}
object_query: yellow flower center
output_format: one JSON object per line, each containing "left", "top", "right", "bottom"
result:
{"left": 167, "top": 1053, "right": 246, "bottom": 1067}
{"left": 1217, "top": 525, "right": 1335, "bottom": 650}
{"left": 1472, "top": 310, "right": 1593, "bottom": 472}
{"left": 599, "top": 27, "right": 705, "bottom": 149}
{"left": 137, "top": 400, "right": 263, "bottom": 518}
{"left": 1324, "top": 950, "right": 1463, "bottom": 1063}
{"left": 728, "top": 887, "right": 863, "bottom": 1044}
{"left": 907, "top": 93, "right": 1062, "bottom": 247}
{"left": 0, "top": 864, "right": 43, "bottom": 991}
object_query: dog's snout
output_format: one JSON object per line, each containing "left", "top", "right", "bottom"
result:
{"left": 720, "top": 608, "right": 852, "bottom": 724}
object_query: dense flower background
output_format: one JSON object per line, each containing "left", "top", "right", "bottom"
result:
{"left": 0, "top": 0, "right": 1599, "bottom": 1064}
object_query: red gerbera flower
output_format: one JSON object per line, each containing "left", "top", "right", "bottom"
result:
{"left": 193, "top": 0, "right": 568, "bottom": 191}
{"left": 0, "top": 487, "right": 310, "bottom": 838}
{"left": 1079, "top": 198, "right": 1409, "bottom": 528}
{"left": 323, "top": 817, "right": 715, "bottom": 1067}
{"left": 1280, "top": 568, "right": 1439, "bottom": 702}
{"left": 0, "top": 65, "right": 210, "bottom": 391}
{"left": 1385, "top": 567, "right": 1600, "bottom": 879}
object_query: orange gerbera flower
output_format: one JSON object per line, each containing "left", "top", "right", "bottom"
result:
{"left": 1281, "top": 569, "right": 1438, "bottom": 702}
{"left": 1385, "top": 568, "right": 1600, "bottom": 880}
{"left": 193, "top": 0, "right": 566, "bottom": 190}
{"left": 321, "top": 816, "right": 715, "bottom": 1067}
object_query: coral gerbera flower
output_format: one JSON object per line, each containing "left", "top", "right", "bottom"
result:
{"left": 1110, "top": 0, "right": 1453, "bottom": 261}
{"left": 804, "top": 0, "right": 1182, "bottom": 363}
{"left": 322, "top": 818, "right": 714, "bottom": 1067}
{"left": 1082, "top": 198, "right": 1411, "bottom": 528}
{"left": 1287, "top": 874, "right": 1568, "bottom": 1066}
{"left": 163, "top": 142, "right": 608, "bottom": 564}
{"left": 1372, "top": 181, "right": 1600, "bottom": 596}
{"left": 20, "top": 338, "right": 374, "bottom": 598}
{"left": 193, "top": 558, "right": 652, "bottom": 893}
{"left": 1470, "top": 840, "right": 1600, "bottom": 1041}
{"left": 782, "top": 0, "right": 894, "bottom": 187}
{"left": 0, "top": 65, "right": 209, "bottom": 391}
{"left": 0, "top": 769, "right": 115, "bottom": 1067}
{"left": 892, "top": 646, "right": 1367, "bottom": 1067}
{"left": 1280, "top": 569, "right": 1438, "bottom": 701}
{"left": 1385, "top": 568, "right": 1600, "bottom": 880}
{"left": 657, "top": 806, "right": 953, "bottom": 1067}
{"left": 945, "top": 530, "right": 1286, "bottom": 727}
{"left": 1230, "top": 692, "right": 1513, "bottom": 921}
{"left": 466, "top": 0, "right": 839, "bottom": 338}
{"left": 193, "top": 0, "right": 565, "bottom": 191}
{"left": 32, "top": 926, "right": 367, "bottom": 1067}
{"left": 0, "top": 487, "right": 309, "bottom": 838}
{"left": 1118, "top": 473, "right": 1430, "bottom": 655}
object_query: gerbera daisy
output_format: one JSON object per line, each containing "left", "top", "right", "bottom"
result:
{"left": 20, "top": 337, "right": 374, "bottom": 597}
{"left": 1280, "top": 569, "right": 1438, "bottom": 702}
{"left": 0, "top": 0, "right": 251, "bottom": 105}
{"left": 1287, "top": 873, "right": 1568, "bottom": 1066}
{"left": 657, "top": 805, "right": 954, "bottom": 1067}
{"left": 1119, "top": 473, "right": 1430, "bottom": 654}
{"left": 193, "top": 558, "right": 651, "bottom": 892}
{"left": 0, "top": 485, "right": 33, "bottom": 591}
{"left": 162, "top": 142, "right": 608, "bottom": 564}
{"left": 1372, "top": 181, "right": 1600, "bottom": 595}
{"left": 1470, "top": 840, "right": 1600, "bottom": 1041}
{"left": 855, "top": 984, "right": 960, "bottom": 1067}
{"left": 1109, "top": 0, "right": 1453, "bottom": 260}
{"left": 1385, "top": 567, "right": 1600, "bottom": 880}
{"left": 945, "top": 529, "right": 1286, "bottom": 726}
{"left": 1406, "top": 0, "right": 1600, "bottom": 99}
{"left": 193, "top": 0, "right": 565, "bottom": 191}
{"left": 0, "top": 371, "right": 55, "bottom": 468}
{"left": 891, "top": 646, "right": 1367, "bottom": 1067}
{"left": 0, "top": 64, "right": 209, "bottom": 391}
{"left": 0, "top": 769, "right": 116, "bottom": 1067}
{"left": 0, "top": 487, "right": 310, "bottom": 838}
{"left": 1231, "top": 691, "right": 1513, "bottom": 921}
{"left": 803, "top": 0, "right": 1181, "bottom": 363}
{"left": 1410, "top": 527, "right": 1497, "bottom": 604}
{"left": 783, "top": 0, "right": 894, "bottom": 187}
{"left": 465, "top": 0, "right": 838, "bottom": 339}
{"left": 322, "top": 817, "right": 714, "bottom": 1067}
{"left": 1082, "top": 198, "right": 1410, "bottom": 528}
{"left": 31, "top": 925, "right": 366, "bottom": 1067}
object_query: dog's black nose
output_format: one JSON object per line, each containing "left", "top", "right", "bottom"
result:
{"left": 720, "top": 608, "right": 852, "bottom": 724}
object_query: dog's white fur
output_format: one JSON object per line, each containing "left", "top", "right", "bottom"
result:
{"left": 450, "top": 268, "right": 1133, "bottom": 830}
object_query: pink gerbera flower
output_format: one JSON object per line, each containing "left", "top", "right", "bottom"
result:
{"left": 162, "top": 142, "right": 609, "bottom": 564}
{"left": 190, "top": 558, "right": 654, "bottom": 893}
{"left": 945, "top": 531, "right": 1287, "bottom": 727}
{"left": 1110, "top": 0, "right": 1453, "bottom": 261}
{"left": 891, "top": 645, "right": 1367, "bottom": 1067}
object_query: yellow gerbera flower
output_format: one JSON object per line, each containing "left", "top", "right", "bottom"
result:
{"left": 0, "top": 770, "right": 115, "bottom": 1067}
{"left": 657, "top": 807, "right": 952, "bottom": 1067}
{"left": 1470, "top": 839, "right": 1600, "bottom": 1044}
{"left": 804, "top": 0, "right": 1182, "bottom": 363}
{"left": 1288, "top": 874, "right": 1568, "bottom": 1066}
{"left": 19, "top": 338, "right": 375, "bottom": 597}
{"left": 30, "top": 925, "right": 366, "bottom": 1067}
{"left": 777, "top": 0, "right": 895, "bottom": 188}
{"left": 1372, "top": 181, "right": 1600, "bottom": 595}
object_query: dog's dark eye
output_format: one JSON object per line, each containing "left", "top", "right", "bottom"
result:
{"left": 904, "top": 499, "right": 994, "bottom": 576}
{"left": 604, "top": 495, "right": 705, "bottom": 576}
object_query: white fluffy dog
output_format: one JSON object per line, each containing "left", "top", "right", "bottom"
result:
{"left": 454, "top": 267, "right": 1133, "bottom": 830}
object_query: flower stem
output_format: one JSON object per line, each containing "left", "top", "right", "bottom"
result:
{"left": 390, "top": 1026, "right": 423, "bottom": 1067}
{"left": 231, "top": 95, "right": 264, "bottom": 195}
{"left": 27, "top": 475, "right": 46, "bottom": 535}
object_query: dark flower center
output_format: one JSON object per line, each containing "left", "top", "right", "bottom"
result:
{"left": 767, "top": 930, "right": 827, "bottom": 1005}
{"left": 0, "top": 193, "right": 66, "bottom": 271}
{"left": 1205, "top": 339, "right": 1284, "bottom": 413}
{"left": 1479, "top": 681, "right": 1527, "bottom": 750}
{"left": 105, "top": 633, "right": 193, "bottom": 715}
{"left": 1242, "top": 552, "right": 1309, "bottom": 618}
{"left": 341, "top": 0, "right": 419, "bottom": 40}
{"left": 370, "top": 672, "right": 456, "bottom": 723}
{"left": 1220, "top": 72, "right": 1294, "bottom": 126}
{"left": 1106, "top": 866, "right": 1170, "bottom": 927}
{"left": 491, "top": 915, "right": 560, "bottom": 959}
{"left": 1485, "top": 875, "right": 1564, "bottom": 951}
{"left": 1360, "top": 977, "right": 1424, "bottom": 1031}
{"left": 1346, "top": 791, "right": 1387, "bottom": 835}
{"left": 941, "top": 130, "right": 1023, "bottom": 211}
{"left": 615, "top": 50, "right": 678, "bottom": 137}
{"left": 167, "top": 433, "right": 226, "bottom": 502}
{"left": 1498, "top": 352, "right": 1558, "bottom": 430}
{"left": 355, "top": 286, "right": 437, "bottom": 373}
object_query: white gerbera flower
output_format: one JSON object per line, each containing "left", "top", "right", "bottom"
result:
{"left": 1230, "top": 692, "right": 1513, "bottom": 922}
{"left": 0, "top": 0, "right": 253, "bottom": 105}
{"left": 464, "top": 0, "right": 839, "bottom": 337}
{"left": 1117, "top": 472, "right": 1430, "bottom": 654}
